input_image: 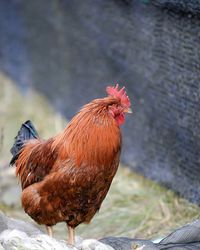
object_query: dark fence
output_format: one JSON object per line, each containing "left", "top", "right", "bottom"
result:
{"left": 0, "top": 0, "right": 200, "bottom": 204}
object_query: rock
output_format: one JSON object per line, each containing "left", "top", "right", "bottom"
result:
{"left": 78, "top": 239, "right": 114, "bottom": 250}
{"left": 1, "top": 212, "right": 200, "bottom": 249}
{"left": 0, "top": 229, "right": 74, "bottom": 250}
{"left": 0, "top": 211, "right": 41, "bottom": 236}
{"left": 0, "top": 212, "right": 113, "bottom": 250}
{"left": 0, "top": 229, "right": 76, "bottom": 250}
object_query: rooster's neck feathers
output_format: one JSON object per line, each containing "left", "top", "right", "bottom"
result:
{"left": 52, "top": 97, "right": 121, "bottom": 167}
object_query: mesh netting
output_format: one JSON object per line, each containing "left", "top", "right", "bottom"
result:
{"left": 125, "top": 0, "right": 200, "bottom": 204}
{"left": 153, "top": 0, "right": 200, "bottom": 15}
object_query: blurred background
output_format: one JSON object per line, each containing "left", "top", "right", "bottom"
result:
{"left": 0, "top": 0, "right": 200, "bottom": 241}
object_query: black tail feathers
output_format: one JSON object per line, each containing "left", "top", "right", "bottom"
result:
{"left": 10, "top": 120, "right": 39, "bottom": 166}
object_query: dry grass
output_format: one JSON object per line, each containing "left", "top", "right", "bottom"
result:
{"left": 0, "top": 72, "right": 199, "bottom": 242}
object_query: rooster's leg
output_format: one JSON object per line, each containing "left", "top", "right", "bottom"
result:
{"left": 67, "top": 225, "right": 75, "bottom": 245}
{"left": 46, "top": 225, "right": 53, "bottom": 237}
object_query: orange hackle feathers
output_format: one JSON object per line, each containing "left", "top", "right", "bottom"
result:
{"left": 52, "top": 98, "right": 121, "bottom": 167}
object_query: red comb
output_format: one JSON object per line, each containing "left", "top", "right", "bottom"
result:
{"left": 106, "top": 84, "right": 131, "bottom": 108}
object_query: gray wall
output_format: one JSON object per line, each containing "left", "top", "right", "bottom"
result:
{"left": 1, "top": 0, "right": 200, "bottom": 203}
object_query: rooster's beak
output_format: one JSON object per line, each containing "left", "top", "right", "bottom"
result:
{"left": 124, "top": 108, "right": 132, "bottom": 113}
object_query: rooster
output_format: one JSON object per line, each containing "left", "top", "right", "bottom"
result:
{"left": 10, "top": 84, "right": 132, "bottom": 245}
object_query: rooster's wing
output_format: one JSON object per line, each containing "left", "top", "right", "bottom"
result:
{"left": 16, "top": 138, "right": 58, "bottom": 189}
